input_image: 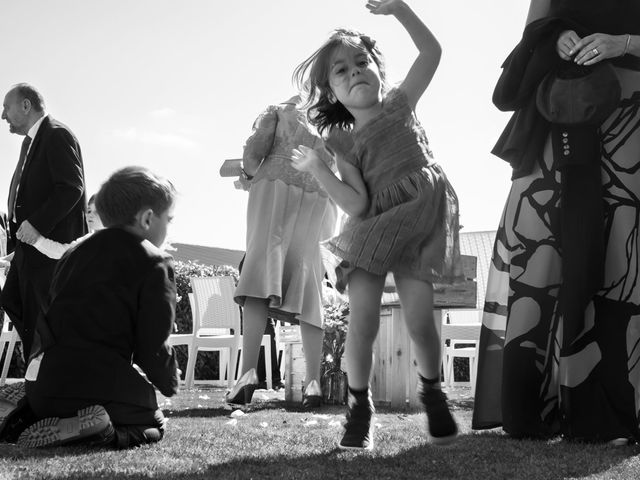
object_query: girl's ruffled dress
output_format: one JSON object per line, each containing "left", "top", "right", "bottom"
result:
{"left": 323, "top": 88, "right": 463, "bottom": 291}
{"left": 234, "top": 98, "right": 337, "bottom": 327}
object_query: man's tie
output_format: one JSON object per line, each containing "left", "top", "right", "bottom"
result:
{"left": 7, "top": 135, "right": 31, "bottom": 221}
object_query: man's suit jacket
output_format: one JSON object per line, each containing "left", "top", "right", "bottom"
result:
{"left": 9, "top": 115, "right": 87, "bottom": 259}
{"left": 32, "top": 228, "right": 179, "bottom": 410}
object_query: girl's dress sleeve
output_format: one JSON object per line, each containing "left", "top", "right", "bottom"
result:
{"left": 242, "top": 105, "right": 279, "bottom": 166}
{"left": 324, "top": 128, "right": 357, "bottom": 167}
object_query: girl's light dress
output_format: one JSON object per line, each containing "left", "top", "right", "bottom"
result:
{"left": 323, "top": 88, "right": 462, "bottom": 291}
{"left": 234, "top": 98, "right": 337, "bottom": 327}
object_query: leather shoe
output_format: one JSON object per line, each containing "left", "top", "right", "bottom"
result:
{"left": 302, "top": 379, "right": 322, "bottom": 409}
{"left": 225, "top": 368, "right": 259, "bottom": 405}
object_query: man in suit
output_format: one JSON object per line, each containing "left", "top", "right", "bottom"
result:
{"left": 0, "top": 83, "right": 87, "bottom": 360}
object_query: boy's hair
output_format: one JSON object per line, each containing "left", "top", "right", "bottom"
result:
{"left": 95, "top": 166, "right": 176, "bottom": 228}
{"left": 293, "top": 28, "right": 387, "bottom": 135}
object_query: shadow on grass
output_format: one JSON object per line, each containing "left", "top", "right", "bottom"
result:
{"left": 2, "top": 430, "right": 639, "bottom": 480}
{"left": 162, "top": 407, "right": 232, "bottom": 418}
{"left": 165, "top": 438, "right": 640, "bottom": 480}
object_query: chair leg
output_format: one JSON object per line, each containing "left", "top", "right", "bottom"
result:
{"left": 441, "top": 351, "right": 449, "bottom": 388}
{"left": 184, "top": 345, "right": 197, "bottom": 389}
{"left": 228, "top": 347, "right": 238, "bottom": 389}
{"left": 470, "top": 352, "right": 478, "bottom": 395}
{"left": 0, "top": 337, "right": 18, "bottom": 387}
{"left": 263, "top": 335, "right": 272, "bottom": 390}
{"left": 446, "top": 354, "right": 454, "bottom": 388}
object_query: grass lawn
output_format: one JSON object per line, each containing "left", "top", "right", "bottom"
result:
{"left": 1, "top": 384, "right": 639, "bottom": 480}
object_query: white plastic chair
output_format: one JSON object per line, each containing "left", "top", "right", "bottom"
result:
{"left": 440, "top": 322, "right": 481, "bottom": 394}
{"left": 0, "top": 319, "right": 20, "bottom": 386}
{"left": 183, "top": 276, "right": 272, "bottom": 390}
{"left": 166, "top": 294, "right": 196, "bottom": 384}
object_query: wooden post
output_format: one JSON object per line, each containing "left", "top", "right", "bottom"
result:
{"left": 373, "top": 255, "right": 477, "bottom": 409}
{"left": 389, "top": 307, "right": 409, "bottom": 409}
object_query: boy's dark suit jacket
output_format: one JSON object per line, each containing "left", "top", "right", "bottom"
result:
{"left": 31, "top": 228, "right": 179, "bottom": 411}
{"left": 2, "top": 115, "right": 88, "bottom": 359}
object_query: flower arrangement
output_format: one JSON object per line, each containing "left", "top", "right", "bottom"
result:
{"left": 321, "top": 301, "right": 349, "bottom": 404}
{"left": 321, "top": 301, "right": 349, "bottom": 374}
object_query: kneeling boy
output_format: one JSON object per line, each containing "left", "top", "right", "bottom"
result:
{"left": 18, "top": 166, "right": 179, "bottom": 449}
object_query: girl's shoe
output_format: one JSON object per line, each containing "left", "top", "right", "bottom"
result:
{"left": 338, "top": 390, "right": 375, "bottom": 450}
{"left": 302, "top": 379, "right": 322, "bottom": 409}
{"left": 419, "top": 382, "right": 458, "bottom": 446}
{"left": 225, "top": 368, "right": 259, "bottom": 405}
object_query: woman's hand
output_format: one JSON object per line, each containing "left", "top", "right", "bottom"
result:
{"left": 366, "top": 0, "right": 404, "bottom": 15}
{"left": 571, "top": 33, "right": 628, "bottom": 65}
{"left": 291, "top": 145, "right": 322, "bottom": 174}
{"left": 557, "top": 30, "right": 581, "bottom": 61}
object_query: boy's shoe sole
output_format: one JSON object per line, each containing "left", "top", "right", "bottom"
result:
{"left": 17, "top": 405, "right": 112, "bottom": 448}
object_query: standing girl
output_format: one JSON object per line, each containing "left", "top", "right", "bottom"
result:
{"left": 291, "top": 0, "right": 462, "bottom": 450}
{"left": 230, "top": 95, "right": 337, "bottom": 407}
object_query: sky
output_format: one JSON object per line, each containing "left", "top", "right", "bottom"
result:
{"left": 0, "top": 1, "right": 530, "bottom": 250}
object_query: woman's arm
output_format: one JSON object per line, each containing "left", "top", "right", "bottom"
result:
{"left": 242, "top": 106, "right": 278, "bottom": 177}
{"left": 291, "top": 146, "right": 369, "bottom": 217}
{"left": 525, "top": 0, "right": 551, "bottom": 25}
{"left": 367, "top": 0, "right": 440, "bottom": 110}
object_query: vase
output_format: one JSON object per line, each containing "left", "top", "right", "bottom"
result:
{"left": 321, "top": 369, "right": 348, "bottom": 405}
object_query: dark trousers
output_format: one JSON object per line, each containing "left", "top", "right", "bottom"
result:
{"left": 25, "top": 380, "right": 166, "bottom": 449}
{"left": 1, "top": 250, "right": 55, "bottom": 361}
{"left": 257, "top": 318, "right": 281, "bottom": 384}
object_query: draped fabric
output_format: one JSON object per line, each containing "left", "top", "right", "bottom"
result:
{"left": 472, "top": 69, "right": 640, "bottom": 442}
{"left": 550, "top": 0, "right": 640, "bottom": 35}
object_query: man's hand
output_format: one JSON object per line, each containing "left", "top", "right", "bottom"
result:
{"left": 16, "top": 220, "right": 42, "bottom": 245}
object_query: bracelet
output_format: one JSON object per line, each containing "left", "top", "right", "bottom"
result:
{"left": 623, "top": 34, "right": 631, "bottom": 56}
{"left": 240, "top": 168, "right": 254, "bottom": 181}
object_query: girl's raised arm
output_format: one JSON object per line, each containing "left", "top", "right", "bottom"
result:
{"left": 368, "top": 0, "right": 441, "bottom": 110}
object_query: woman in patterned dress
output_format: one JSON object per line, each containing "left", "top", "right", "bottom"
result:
{"left": 473, "top": 0, "right": 640, "bottom": 444}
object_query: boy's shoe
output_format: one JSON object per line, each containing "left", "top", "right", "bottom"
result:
{"left": 17, "top": 405, "right": 114, "bottom": 448}
{"left": 338, "top": 390, "right": 375, "bottom": 450}
{"left": 0, "top": 382, "right": 27, "bottom": 439}
{"left": 419, "top": 383, "right": 458, "bottom": 445}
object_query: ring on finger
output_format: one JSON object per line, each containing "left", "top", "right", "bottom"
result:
{"left": 592, "top": 48, "right": 599, "bottom": 56}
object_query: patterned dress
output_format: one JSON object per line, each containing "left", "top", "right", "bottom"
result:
{"left": 234, "top": 98, "right": 337, "bottom": 327}
{"left": 323, "top": 88, "right": 462, "bottom": 292}
{"left": 473, "top": 66, "right": 640, "bottom": 441}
